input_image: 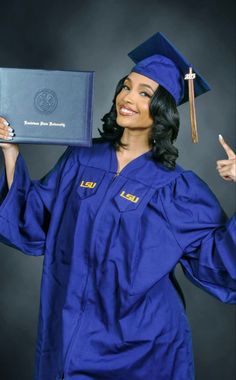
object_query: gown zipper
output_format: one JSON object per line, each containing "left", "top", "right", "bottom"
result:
{"left": 112, "top": 170, "right": 120, "bottom": 180}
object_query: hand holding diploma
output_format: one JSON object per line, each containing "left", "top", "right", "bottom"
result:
{"left": 0, "top": 116, "right": 19, "bottom": 189}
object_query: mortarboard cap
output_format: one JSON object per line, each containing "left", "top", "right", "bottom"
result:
{"left": 128, "top": 32, "right": 211, "bottom": 143}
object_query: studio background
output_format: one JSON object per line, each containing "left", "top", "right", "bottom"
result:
{"left": 0, "top": 0, "right": 235, "bottom": 379}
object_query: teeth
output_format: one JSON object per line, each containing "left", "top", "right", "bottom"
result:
{"left": 120, "top": 107, "right": 136, "bottom": 115}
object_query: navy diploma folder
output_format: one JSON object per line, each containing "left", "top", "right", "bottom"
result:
{"left": 0, "top": 67, "right": 94, "bottom": 146}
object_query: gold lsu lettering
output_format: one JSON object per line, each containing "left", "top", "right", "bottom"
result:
{"left": 80, "top": 180, "right": 97, "bottom": 189}
{"left": 120, "top": 190, "right": 139, "bottom": 203}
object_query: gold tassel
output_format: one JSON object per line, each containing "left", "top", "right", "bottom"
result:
{"left": 184, "top": 67, "right": 198, "bottom": 143}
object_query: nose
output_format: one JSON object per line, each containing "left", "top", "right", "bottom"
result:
{"left": 122, "top": 89, "right": 136, "bottom": 104}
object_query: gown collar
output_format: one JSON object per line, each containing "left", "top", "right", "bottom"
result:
{"left": 108, "top": 142, "right": 185, "bottom": 188}
{"left": 109, "top": 143, "right": 152, "bottom": 177}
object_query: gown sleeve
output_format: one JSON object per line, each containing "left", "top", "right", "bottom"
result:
{"left": 159, "top": 170, "right": 236, "bottom": 304}
{"left": 0, "top": 146, "right": 76, "bottom": 256}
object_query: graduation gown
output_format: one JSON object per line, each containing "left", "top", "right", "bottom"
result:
{"left": 0, "top": 140, "right": 235, "bottom": 380}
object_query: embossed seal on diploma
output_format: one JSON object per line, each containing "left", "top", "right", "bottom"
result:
{"left": 34, "top": 88, "right": 58, "bottom": 114}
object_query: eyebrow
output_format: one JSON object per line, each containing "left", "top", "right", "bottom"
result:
{"left": 125, "top": 77, "right": 156, "bottom": 93}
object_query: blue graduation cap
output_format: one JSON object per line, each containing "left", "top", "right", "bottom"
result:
{"left": 128, "top": 32, "right": 211, "bottom": 143}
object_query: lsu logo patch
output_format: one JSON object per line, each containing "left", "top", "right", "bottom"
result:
{"left": 120, "top": 190, "right": 139, "bottom": 203}
{"left": 80, "top": 180, "right": 97, "bottom": 189}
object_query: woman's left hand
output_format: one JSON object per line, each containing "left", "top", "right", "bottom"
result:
{"left": 216, "top": 135, "right": 236, "bottom": 182}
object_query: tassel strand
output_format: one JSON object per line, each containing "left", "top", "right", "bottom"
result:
{"left": 185, "top": 67, "right": 198, "bottom": 143}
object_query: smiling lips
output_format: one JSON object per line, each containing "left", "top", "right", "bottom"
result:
{"left": 119, "top": 105, "right": 138, "bottom": 116}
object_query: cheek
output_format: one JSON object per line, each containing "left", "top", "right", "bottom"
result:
{"left": 115, "top": 94, "right": 122, "bottom": 110}
{"left": 116, "top": 91, "right": 123, "bottom": 102}
{"left": 142, "top": 103, "right": 152, "bottom": 119}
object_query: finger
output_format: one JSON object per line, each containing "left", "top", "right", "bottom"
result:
{"left": 218, "top": 167, "right": 235, "bottom": 177}
{"left": 0, "top": 132, "right": 14, "bottom": 141}
{"left": 216, "top": 159, "right": 231, "bottom": 167}
{"left": 0, "top": 116, "right": 10, "bottom": 126}
{"left": 218, "top": 168, "right": 231, "bottom": 176}
{"left": 221, "top": 176, "right": 233, "bottom": 181}
{"left": 218, "top": 134, "right": 235, "bottom": 159}
{"left": 216, "top": 159, "right": 236, "bottom": 170}
{"left": 0, "top": 123, "right": 13, "bottom": 131}
{"left": 217, "top": 169, "right": 234, "bottom": 180}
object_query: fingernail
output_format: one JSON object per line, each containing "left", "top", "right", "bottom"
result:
{"left": 219, "top": 134, "right": 223, "bottom": 140}
{"left": 3, "top": 121, "right": 10, "bottom": 126}
{"left": 6, "top": 136, "right": 13, "bottom": 140}
{"left": 8, "top": 127, "right": 14, "bottom": 132}
{"left": 9, "top": 132, "right": 15, "bottom": 137}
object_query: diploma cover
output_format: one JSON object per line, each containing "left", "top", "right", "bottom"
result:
{"left": 0, "top": 67, "right": 94, "bottom": 146}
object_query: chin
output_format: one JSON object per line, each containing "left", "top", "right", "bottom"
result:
{"left": 116, "top": 116, "right": 136, "bottom": 128}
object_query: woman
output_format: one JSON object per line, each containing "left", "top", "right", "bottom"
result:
{"left": 0, "top": 34, "right": 235, "bottom": 380}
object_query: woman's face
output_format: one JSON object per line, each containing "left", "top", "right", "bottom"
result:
{"left": 116, "top": 72, "right": 158, "bottom": 130}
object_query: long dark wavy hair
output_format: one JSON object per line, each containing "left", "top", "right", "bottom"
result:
{"left": 98, "top": 75, "right": 180, "bottom": 169}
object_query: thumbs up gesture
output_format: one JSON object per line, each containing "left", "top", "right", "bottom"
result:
{"left": 216, "top": 135, "right": 236, "bottom": 182}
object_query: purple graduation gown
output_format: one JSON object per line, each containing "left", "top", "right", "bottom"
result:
{"left": 0, "top": 141, "right": 235, "bottom": 380}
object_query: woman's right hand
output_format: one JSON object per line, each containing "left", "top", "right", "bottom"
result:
{"left": 0, "top": 116, "right": 19, "bottom": 154}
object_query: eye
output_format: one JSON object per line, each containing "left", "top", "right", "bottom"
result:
{"left": 121, "top": 84, "right": 130, "bottom": 91}
{"left": 140, "top": 91, "right": 152, "bottom": 98}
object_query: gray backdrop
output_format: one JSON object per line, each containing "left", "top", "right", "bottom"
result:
{"left": 0, "top": 0, "right": 235, "bottom": 379}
